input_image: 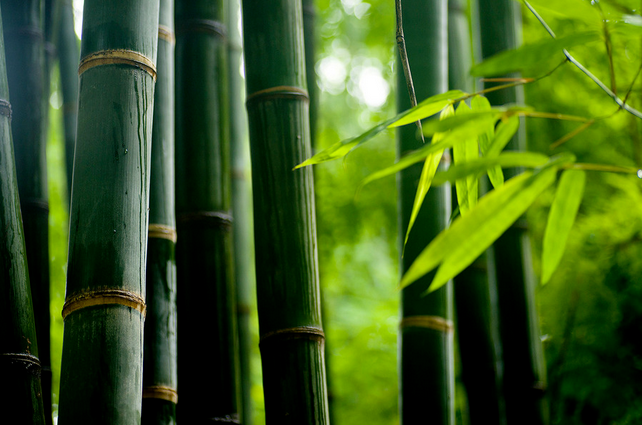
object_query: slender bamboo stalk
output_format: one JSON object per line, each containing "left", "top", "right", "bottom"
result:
{"left": 227, "top": 0, "right": 255, "bottom": 423}
{"left": 142, "top": 0, "right": 176, "bottom": 423}
{"left": 449, "top": 0, "right": 505, "bottom": 423}
{"left": 174, "top": 1, "right": 240, "bottom": 422}
{"left": 242, "top": 0, "right": 329, "bottom": 423}
{"left": 58, "top": 0, "right": 159, "bottom": 422}
{"left": 477, "top": 0, "right": 548, "bottom": 423}
{"left": 397, "top": 1, "right": 454, "bottom": 424}
{"left": 0, "top": 6, "right": 46, "bottom": 422}
{"left": 0, "top": 1, "right": 52, "bottom": 423}
{"left": 56, "top": 0, "right": 79, "bottom": 198}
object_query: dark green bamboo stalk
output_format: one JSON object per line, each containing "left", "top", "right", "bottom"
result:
{"left": 477, "top": 0, "right": 548, "bottom": 423}
{"left": 0, "top": 1, "right": 52, "bottom": 423}
{"left": 397, "top": 1, "right": 454, "bottom": 424}
{"left": 57, "top": 0, "right": 159, "bottom": 422}
{"left": 227, "top": 0, "right": 255, "bottom": 423}
{"left": 448, "top": 0, "right": 505, "bottom": 423}
{"left": 242, "top": 0, "right": 329, "bottom": 423}
{"left": 142, "top": 0, "right": 176, "bottom": 423}
{"left": 55, "top": 0, "right": 79, "bottom": 198}
{"left": 174, "top": 1, "right": 240, "bottom": 422}
{"left": 0, "top": 7, "right": 46, "bottom": 422}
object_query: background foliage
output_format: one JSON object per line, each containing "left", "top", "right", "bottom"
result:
{"left": 44, "top": 0, "right": 642, "bottom": 424}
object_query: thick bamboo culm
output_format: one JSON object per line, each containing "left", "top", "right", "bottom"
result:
{"left": 142, "top": 0, "right": 177, "bottom": 423}
{"left": 242, "top": 0, "right": 330, "bottom": 423}
{"left": 477, "top": 0, "right": 548, "bottom": 423}
{"left": 56, "top": 0, "right": 79, "bottom": 198}
{"left": 0, "top": 1, "right": 52, "bottom": 422}
{"left": 175, "top": 0, "right": 240, "bottom": 422}
{"left": 57, "top": 0, "right": 159, "bottom": 423}
{"left": 226, "top": 0, "right": 255, "bottom": 422}
{"left": 448, "top": 0, "right": 505, "bottom": 423}
{"left": 397, "top": 1, "right": 454, "bottom": 424}
{"left": 0, "top": 6, "right": 46, "bottom": 423}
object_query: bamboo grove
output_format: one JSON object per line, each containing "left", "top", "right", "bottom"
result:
{"left": 3, "top": 0, "right": 641, "bottom": 424}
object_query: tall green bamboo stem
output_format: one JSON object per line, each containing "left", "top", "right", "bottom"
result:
{"left": 477, "top": 0, "right": 548, "bottom": 423}
{"left": 0, "top": 7, "right": 46, "bottom": 422}
{"left": 242, "top": 0, "right": 329, "bottom": 423}
{"left": 58, "top": 0, "right": 159, "bottom": 422}
{"left": 397, "top": 1, "right": 454, "bottom": 424}
{"left": 56, "top": 0, "right": 79, "bottom": 198}
{"left": 174, "top": 1, "right": 240, "bottom": 422}
{"left": 227, "top": 0, "right": 255, "bottom": 423}
{"left": 449, "top": 0, "right": 505, "bottom": 423}
{"left": 142, "top": 0, "right": 176, "bottom": 423}
{"left": 0, "top": 1, "right": 52, "bottom": 422}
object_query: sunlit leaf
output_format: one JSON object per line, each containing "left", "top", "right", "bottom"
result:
{"left": 541, "top": 169, "right": 586, "bottom": 284}
{"left": 403, "top": 105, "right": 455, "bottom": 248}
{"left": 486, "top": 115, "right": 520, "bottom": 157}
{"left": 452, "top": 102, "right": 479, "bottom": 215}
{"left": 524, "top": 0, "right": 602, "bottom": 26}
{"left": 470, "top": 31, "right": 600, "bottom": 77}
{"left": 472, "top": 96, "right": 504, "bottom": 188}
{"left": 431, "top": 152, "right": 550, "bottom": 186}
{"left": 421, "top": 108, "right": 505, "bottom": 135}
{"left": 388, "top": 89, "right": 467, "bottom": 128}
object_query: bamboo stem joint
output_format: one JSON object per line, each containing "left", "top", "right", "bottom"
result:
{"left": 259, "top": 326, "right": 325, "bottom": 346}
{"left": 148, "top": 223, "right": 178, "bottom": 242}
{"left": 78, "top": 49, "right": 157, "bottom": 81}
{"left": 142, "top": 385, "right": 178, "bottom": 404}
{"left": 246, "top": 85, "right": 310, "bottom": 105}
{"left": 62, "top": 288, "right": 146, "bottom": 320}
{"left": 400, "top": 316, "right": 454, "bottom": 333}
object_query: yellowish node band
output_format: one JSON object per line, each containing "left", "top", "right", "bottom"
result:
{"left": 148, "top": 224, "right": 177, "bottom": 242}
{"left": 78, "top": 49, "right": 157, "bottom": 81}
{"left": 62, "top": 289, "right": 146, "bottom": 320}
{"left": 400, "top": 315, "right": 454, "bottom": 333}
{"left": 143, "top": 386, "right": 178, "bottom": 404}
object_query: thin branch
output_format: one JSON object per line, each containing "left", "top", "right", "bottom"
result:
{"left": 395, "top": 0, "right": 425, "bottom": 142}
{"left": 550, "top": 120, "right": 595, "bottom": 149}
{"left": 523, "top": 0, "right": 642, "bottom": 120}
{"left": 597, "top": 4, "right": 618, "bottom": 94}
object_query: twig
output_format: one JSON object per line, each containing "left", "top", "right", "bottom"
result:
{"left": 395, "top": 0, "right": 425, "bottom": 142}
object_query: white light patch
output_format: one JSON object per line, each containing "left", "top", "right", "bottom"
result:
{"left": 318, "top": 56, "right": 347, "bottom": 95}
{"left": 73, "top": 0, "right": 83, "bottom": 39}
{"left": 358, "top": 66, "right": 389, "bottom": 108}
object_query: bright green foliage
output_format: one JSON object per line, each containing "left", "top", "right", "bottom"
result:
{"left": 452, "top": 102, "right": 479, "bottom": 215}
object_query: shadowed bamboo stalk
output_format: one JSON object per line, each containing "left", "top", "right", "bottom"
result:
{"left": 0, "top": 1, "right": 52, "bottom": 422}
{"left": 242, "top": 0, "right": 330, "bottom": 423}
{"left": 0, "top": 6, "right": 46, "bottom": 422}
{"left": 449, "top": 0, "right": 505, "bottom": 423}
{"left": 175, "top": 0, "right": 240, "bottom": 422}
{"left": 56, "top": 0, "right": 79, "bottom": 199}
{"left": 58, "top": 0, "right": 159, "bottom": 422}
{"left": 142, "top": 0, "right": 177, "bottom": 423}
{"left": 227, "top": 0, "right": 255, "bottom": 423}
{"left": 397, "top": 1, "right": 454, "bottom": 424}
{"left": 477, "top": 0, "right": 548, "bottom": 423}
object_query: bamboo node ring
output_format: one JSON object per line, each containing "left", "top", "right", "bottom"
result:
{"left": 158, "top": 25, "right": 176, "bottom": 45}
{"left": 400, "top": 316, "right": 454, "bottom": 333}
{"left": 259, "top": 326, "right": 325, "bottom": 346}
{"left": 0, "top": 99, "right": 11, "bottom": 120}
{"left": 0, "top": 353, "right": 42, "bottom": 372}
{"left": 143, "top": 385, "right": 178, "bottom": 404}
{"left": 78, "top": 49, "right": 157, "bottom": 81}
{"left": 177, "top": 210, "right": 233, "bottom": 231}
{"left": 62, "top": 288, "right": 146, "bottom": 320}
{"left": 148, "top": 223, "right": 177, "bottom": 242}
{"left": 176, "top": 19, "right": 227, "bottom": 38}
{"left": 246, "top": 85, "right": 310, "bottom": 105}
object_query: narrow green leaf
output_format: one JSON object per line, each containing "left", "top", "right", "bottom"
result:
{"left": 452, "top": 102, "right": 479, "bottom": 215}
{"left": 403, "top": 105, "right": 455, "bottom": 248}
{"left": 470, "top": 31, "right": 601, "bottom": 77}
{"left": 541, "top": 169, "right": 586, "bottom": 284}
{"left": 421, "top": 109, "right": 504, "bottom": 135}
{"left": 472, "top": 96, "right": 504, "bottom": 188}
{"left": 431, "top": 152, "right": 550, "bottom": 186}
{"left": 486, "top": 115, "right": 520, "bottom": 157}
{"left": 388, "top": 89, "right": 467, "bottom": 128}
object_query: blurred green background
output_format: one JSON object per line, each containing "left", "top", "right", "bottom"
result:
{"left": 45, "top": 0, "right": 642, "bottom": 424}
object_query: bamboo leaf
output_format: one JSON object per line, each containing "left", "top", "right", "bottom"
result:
{"left": 472, "top": 96, "right": 504, "bottom": 188}
{"left": 452, "top": 102, "right": 479, "bottom": 215}
{"left": 403, "top": 105, "right": 455, "bottom": 247}
{"left": 421, "top": 108, "right": 505, "bottom": 135}
{"left": 470, "top": 31, "right": 601, "bottom": 77}
{"left": 431, "top": 152, "right": 550, "bottom": 186}
{"left": 486, "top": 115, "right": 520, "bottom": 157}
{"left": 388, "top": 89, "right": 468, "bottom": 128}
{"left": 541, "top": 169, "right": 586, "bottom": 284}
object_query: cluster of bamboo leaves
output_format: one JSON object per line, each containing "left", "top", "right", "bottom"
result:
{"left": 298, "top": 0, "right": 642, "bottom": 292}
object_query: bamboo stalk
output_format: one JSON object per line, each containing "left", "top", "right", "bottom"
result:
{"left": 142, "top": 0, "right": 176, "bottom": 423}
{"left": 226, "top": 0, "right": 255, "bottom": 423}
{"left": 56, "top": 0, "right": 79, "bottom": 199}
{"left": 242, "top": 0, "right": 329, "bottom": 423}
{"left": 397, "top": 1, "right": 454, "bottom": 424}
{"left": 174, "top": 0, "right": 240, "bottom": 422}
{"left": 0, "top": 6, "right": 46, "bottom": 422}
{"left": 477, "top": 0, "right": 548, "bottom": 423}
{"left": 0, "top": 1, "right": 52, "bottom": 422}
{"left": 449, "top": 0, "right": 505, "bottom": 423}
{"left": 58, "top": 0, "right": 159, "bottom": 422}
